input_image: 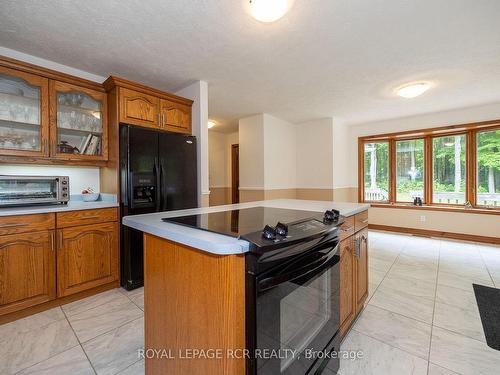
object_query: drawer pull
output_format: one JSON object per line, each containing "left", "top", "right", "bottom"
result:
{"left": 361, "top": 219, "right": 369, "bottom": 224}
{"left": 341, "top": 226, "right": 354, "bottom": 232}
{"left": 81, "top": 215, "right": 100, "bottom": 220}
{"left": 0, "top": 223, "right": 29, "bottom": 228}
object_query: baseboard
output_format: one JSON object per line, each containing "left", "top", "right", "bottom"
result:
{"left": 368, "top": 224, "right": 500, "bottom": 245}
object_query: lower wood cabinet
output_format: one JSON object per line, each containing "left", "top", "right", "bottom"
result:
{"left": 0, "top": 209, "right": 119, "bottom": 318}
{"left": 57, "top": 222, "right": 118, "bottom": 297}
{"left": 339, "top": 213, "right": 369, "bottom": 338}
{"left": 0, "top": 231, "right": 56, "bottom": 315}
{"left": 355, "top": 228, "right": 369, "bottom": 314}
{"left": 339, "top": 236, "right": 355, "bottom": 336}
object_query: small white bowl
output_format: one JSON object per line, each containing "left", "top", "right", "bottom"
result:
{"left": 82, "top": 193, "right": 100, "bottom": 202}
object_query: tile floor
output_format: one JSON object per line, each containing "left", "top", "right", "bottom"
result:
{"left": 1, "top": 231, "right": 500, "bottom": 375}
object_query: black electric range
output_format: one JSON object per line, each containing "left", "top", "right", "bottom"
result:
{"left": 163, "top": 206, "right": 344, "bottom": 375}
{"left": 162, "top": 206, "right": 342, "bottom": 252}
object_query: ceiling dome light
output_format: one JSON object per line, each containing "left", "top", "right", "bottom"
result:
{"left": 397, "top": 82, "right": 431, "bottom": 98}
{"left": 208, "top": 121, "right": 216, "bottom": 129}
{"left": 246, "top": 0, "right": 294, "bottom": 23}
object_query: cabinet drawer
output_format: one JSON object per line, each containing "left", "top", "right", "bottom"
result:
{"left": 355, "top": 210, "right": 369, "bottom": 232}
{"left": 339, "top": 216, "right": 355, "bottom": 241}
{"left": 57, "top": 208, "right": 118, "bottom": 228}
{"left": 0, "top": 213, "right": 55, "bottom": 236}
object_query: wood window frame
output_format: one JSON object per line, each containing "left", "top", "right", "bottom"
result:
{"left": 359, "top": 140, "right": 391, "bottom": 204}
{"left": 358, "top": 119, "right": 500, "bottom": 213}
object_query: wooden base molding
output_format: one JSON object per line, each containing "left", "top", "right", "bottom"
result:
{"left": 368, "top": 224, "right": 500, "bottom": 245}
{"left": 0, "top": 281, "right": 119, "bottom": 325}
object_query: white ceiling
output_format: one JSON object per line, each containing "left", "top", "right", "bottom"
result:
{"left": 1, "top": 0, "right": 500, "bottom": 133}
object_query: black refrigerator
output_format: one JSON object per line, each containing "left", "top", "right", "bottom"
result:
{"left": 120, "top": 125, "right": 197, "bottom": 290}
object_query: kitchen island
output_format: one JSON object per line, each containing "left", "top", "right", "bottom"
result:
{"left": 123, "top": 199, "right": 370, "bottom": 375}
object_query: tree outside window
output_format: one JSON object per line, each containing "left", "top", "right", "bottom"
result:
{"left": 396, "top": 139, "right": 424, "bottom": 202}
{"left": 364, "top": 142, "right": 389, "bottom": 201}
{"left": 477, "top": 129, "right": 500, "bottom": 206}
{"left": 432, "top": 135, "right": 466, "bottom": 204}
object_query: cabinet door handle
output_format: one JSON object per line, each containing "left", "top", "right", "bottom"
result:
{"left": 158, "top": 113, "right": 162, "bottom": 127}
{"left": 162, "top": 114, "right": 165, "bottom": 127}
{"left": 0, "top": 223, "right": 29, "bottom": 228}
{"left": 51, "top": 231, "right": 55, "bottom": 252}
{"left": 58, "top": 231, "right": 64, "bottom": 249}
{"left": 354, "top": 238, "right": 361, "bottom": 258}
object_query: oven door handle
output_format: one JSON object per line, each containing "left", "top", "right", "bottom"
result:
{"left": 257, "top": 244, "right": 339, "bottom": 292}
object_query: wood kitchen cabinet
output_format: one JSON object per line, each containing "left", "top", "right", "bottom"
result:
{"left": 119, "top": 87, "right": 160, "bottom": 129}
{"left": 105, "top": 76, "right": 193, "bottom": 135}
{"left": 0, "top": 65, "right": 50, "bottom": 158}
{"left": 49, "top": 80, "right": 108, "bottom": 161}
{"left": 159, "top": 99, "right": 192, "bottom": 133}
{"left": 0, "top": 56, "right": 108, "bottom": 165}
{"left": 0, "top": 208, "right": 119, "bottom": 321}
{"left": 339, "top": 211, "right": 369, "bottom": 339}
{"left": 0, "top": 230, "right": 56, "bottom": 316}
{"left": 57, "top": 221, "right": 118, "bottom": 297}
{"left": 339, "top": 235, "right": 355, "bottom": 336}
{"left": 355, "top": 228, "right": 369, "bottom": 314}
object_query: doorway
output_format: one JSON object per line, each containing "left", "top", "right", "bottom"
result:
{"left": 231, "top": 144, "right": 239, "bottom": 203}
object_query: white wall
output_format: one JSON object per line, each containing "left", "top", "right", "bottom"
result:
{"left": 239, "top": 114, "right": 265, "bottom": 190}
{"left": 176, "top": 81, "right": 209, "bottom": 206}
{"left": 296, "top": 118, "right": 334, "bottom": 189}
{"left": 263, "top": 114, "right": 297, "bottom": 190}
{"left": 208, "top": 131, "right": 228, "bottom": 188}
{"left": 0, "top": 165, "right": 100, "bottom": 195}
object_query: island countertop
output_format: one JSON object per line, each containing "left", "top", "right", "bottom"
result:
{"left": 122, "top": 199, "right": 369, "bottom": 255}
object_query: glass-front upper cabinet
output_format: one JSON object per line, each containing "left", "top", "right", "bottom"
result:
{"left": 0, "top": 66, "right": 49, "bottom": 157}
{"left": 50, "top": 81, "right": 107, "bottom": 160}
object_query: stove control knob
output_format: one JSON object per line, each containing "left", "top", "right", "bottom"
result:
{"left": 324, "top": 210, "right": 336, "bottom": 222}
{"left": 262, "top": 225, "right": 277, "bottom": 240}
{"left": 275, "top": 222, "right": 288, "bottom": 236}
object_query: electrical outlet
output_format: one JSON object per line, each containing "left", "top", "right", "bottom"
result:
{"left": 420, "top": 215, "right": 426, "bottom": 222}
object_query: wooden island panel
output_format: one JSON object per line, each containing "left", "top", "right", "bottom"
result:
{"left": 144, "top": 234, "right": 246, "bottom": 375}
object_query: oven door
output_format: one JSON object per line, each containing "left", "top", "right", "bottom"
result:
{"left": 251, "top": 239, "right": 340, "bottom": 374}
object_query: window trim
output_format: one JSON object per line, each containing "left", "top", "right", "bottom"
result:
{"left": 358, "top": 119, "right": 500, "bottom": 211}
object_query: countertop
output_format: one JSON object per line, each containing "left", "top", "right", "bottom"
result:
{"left": 122, "top": 199, "right": 370, "bottom": 255}
{"left": 0, "top": 194, "right": 118, "bottom": 217}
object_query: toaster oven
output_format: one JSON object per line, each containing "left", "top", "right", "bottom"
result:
{"left": 0, "top": 175, "right": 70, "bottom": 207}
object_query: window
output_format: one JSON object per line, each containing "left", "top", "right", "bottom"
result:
{"left": 432, "top": 135, "right": 466, "bottom": 204}
{"left": 358, "top": 121, "right": 500, "bottom": 211}
{"left": 363, "top": 142, "right": 389, "bottom": 201}
{"left": 476, "top": 129, "right": 500, "bottom": 207}
{"left": 396, "top": 139, "right": 424, "bottom": 202}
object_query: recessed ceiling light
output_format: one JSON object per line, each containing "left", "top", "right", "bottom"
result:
{"left": 246, "top": 0, "right": 294, "bottom": 23}
{"left": 396, "top": 82, "right": 431, "bottom": 98}
{"left": 208, "top": 121, "right": 216, "bottom": 129}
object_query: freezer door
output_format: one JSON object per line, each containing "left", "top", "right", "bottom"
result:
{"left": 120, "top": 125, "right": 160, "bottom": 211}
{"left": 159, "top": 133, "right": 198, "bottom": 210}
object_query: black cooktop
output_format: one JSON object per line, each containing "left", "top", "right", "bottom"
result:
{"left": 162, "top": 207, "right": 324, "bottom": 238}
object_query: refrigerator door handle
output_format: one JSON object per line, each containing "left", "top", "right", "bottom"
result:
{"left": 154, "top": 160, "right": 161, "bottom": 212}
{"left": 160, "top": 163, "right": 166, "bottom": 211}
